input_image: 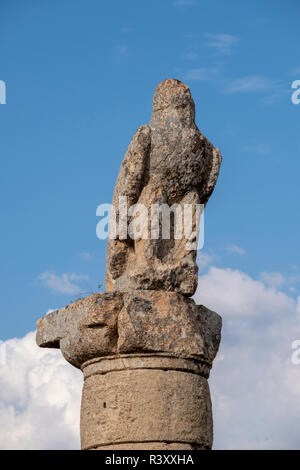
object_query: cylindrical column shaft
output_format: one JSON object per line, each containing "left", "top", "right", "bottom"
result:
{"left": 80, "top": 355, "right": 213, "bottom": 450}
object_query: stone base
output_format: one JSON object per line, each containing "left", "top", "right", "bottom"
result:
{"left": 80, "top": 355, "right": 213, "bottom": 450}
{"left": 36, "top": 290, "right": 221, "bottom": 450}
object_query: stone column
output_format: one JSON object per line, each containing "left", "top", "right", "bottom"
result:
{"left": 36, "top": 290, "right": 221, "bottom": 450}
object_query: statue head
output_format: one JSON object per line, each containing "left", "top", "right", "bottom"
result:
{"left": 150, "top": 79, "right": 195, "bottom": 128}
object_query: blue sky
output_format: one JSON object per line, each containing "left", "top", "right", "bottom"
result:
{"left": 0, "top": 0, "right": 299, "bottom": 340}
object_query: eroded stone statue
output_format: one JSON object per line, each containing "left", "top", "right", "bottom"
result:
{"left": 36, "top": 79, "right": 223, "bottom": 450}
{"left": 106, "top": 79, "right": 221, "bottom": 296}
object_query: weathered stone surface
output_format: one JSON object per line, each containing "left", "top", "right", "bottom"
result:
{"left": 197, "top": 305, "right": 222, "bottom": 363}
{"left": 117, "top": 290, "right": 221, "bottom": 367}
{"left": 105, "top": 79, "right": 222, "bottom": 296}
{"left": 80, "top": 364, "right": 213, "bottom": 450}
{"left": 94, "top": 442, "right": 204, "bottom": 450}
{"left": 82, "top": 355, "right": 211, "bottom": 380}
{"left": 36, "top": 290, "right": 221, "bottom": 373}
{"left": 37, "top": 292, "right": 123, "bottom": 368}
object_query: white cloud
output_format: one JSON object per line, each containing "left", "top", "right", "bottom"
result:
{"left": 183, "top": 51, "right": 199, "bottom": 61}
{"left": 183, "top": 67, "right": 219, "bottom": 81}
{"left": 0, "top": 332, "right": 82, "bottom": 449}
{"left": 0, "top": 341, "right": 6, "bottom": 365}
{"left": 226, "top": 244, "right": 246, "bottom": 256}
{"left": 261, "top": 87, "right": 289, "bottom": 106}
{"left": 1, "top": 266, "right": 300, "bottom": 449}
{"left": 296, "top": 297, "right": 300, "bottom": 314}
{"left": 224, "top": 76, "right": 273, "bottom": 93}
{"left": 288, "top": 273, "right": 300, "bottom": 285}
{"left": 203, "top": 33, "right": 238, "bottom": 55}
{"left": 79, "top": 251, "right": 92, "bottom": 261}
{"left": 194, "top": 266, "right": 300, "bottom": 449}
{"left": 260, "top": 271, "right": 285, "bottom": 288}
{"left": 112, "top": 44, "right": 129, "bottom": 63}
{"left": 194, "top": 266, "right": 294, "bottom": 318}
{"left": 243, "top": 144, "right": 271, "bottom": 154}
{"left": 173, "top": 0, "right": 196, "bottom": 7}
{"left": 36, "top": 272, "right": 89, "bottom": 295}
{"left": 197, "top": 252, "right": 214, "bottom": 271}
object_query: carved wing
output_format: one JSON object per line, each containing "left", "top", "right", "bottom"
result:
{"left": 198, "top": 137, "right": 222, "bottom": 206}
{"left": 112, "top": 124, "right": 151, "bottom": 209}
{"left": 105, "top": 125, "right": 151, "bottom": 289}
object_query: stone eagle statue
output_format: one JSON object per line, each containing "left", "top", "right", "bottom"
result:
{"left": 36, "top": 79, "right": 223, "bottom": 450}
{"left": 105, "top": 79, "right": 222, "bottom": 296}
